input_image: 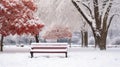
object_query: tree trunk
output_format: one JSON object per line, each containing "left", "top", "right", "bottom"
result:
{"left": 35, "top": 35, "right": 39, "bottom": 43}
{"left": 68, "top": 38, "right": 72, "bottom": 47}
{"left": 94, "top": 35, "right": 100, "bottom": 48}
{"left": 81, "top": 31, "right": 83, "bottom": 47}
{"left": 0, "top": 35, "right": 4, "bottom": 51}
{"left": 94, "top": 32, "right": 107, "bottom": 50}
{"left": 99, "top": 37, "right": 107, "bottom": 50}
{"left": 81, "top": 31, "right": 88, "bottom": 47}
{"left": 99, "top": 32, "right": 107, "bottom": 50}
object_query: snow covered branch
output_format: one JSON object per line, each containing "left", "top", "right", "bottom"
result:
{"left": 71, "top": 0, "right": 95, "bottom": 28}
{"left": 82, "top": 2, "right": 94, "bottom": 19}
{"left": 102, "top": 0, "right": 113, "bottom": 28}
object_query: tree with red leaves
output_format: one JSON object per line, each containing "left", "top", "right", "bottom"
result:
{"left": 42, "top": 24, "right": 72, "bottom": 44}
{"left": 0, "top": 0, "right": 44, "bottom": 51}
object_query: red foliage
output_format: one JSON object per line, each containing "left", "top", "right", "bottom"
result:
{"left": 43, "top": 25, "right": 72, "bottom": 39}
{"left": 0, "top": 0, "right": 44, "bottom": 36}
{"left": 22, "top": 0, "right": 37, "bottom": 11}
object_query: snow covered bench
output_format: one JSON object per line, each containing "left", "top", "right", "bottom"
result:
{"left": 30, "top": 43, "right": 68, "bottom": 58}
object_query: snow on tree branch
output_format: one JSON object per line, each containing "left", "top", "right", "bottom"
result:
{"left": 0, "top": 0, "right": 44, "bottom": 36}
{"left": 71, "top": 0, "right": 96, "bottom": 28}
{"left": 101, "top": 0, "right": 113, "bottom": 24}
{"left": 82, "top": 2, "right": 94, "bottom": 19}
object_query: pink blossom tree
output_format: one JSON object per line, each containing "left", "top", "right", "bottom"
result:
{"left": 42, "top": 24, "right": 72, "bottom": 46}
{"left": 43, "top": 24, "right": 72, "bottom": 39}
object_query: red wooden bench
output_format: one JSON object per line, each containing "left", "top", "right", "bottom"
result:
{"left": 30, "top": 43, "right": 68, "bottom": 58}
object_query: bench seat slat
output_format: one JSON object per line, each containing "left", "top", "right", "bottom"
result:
{"left": 30, "top": 49, "right": 67, "bottom": 52}
{"left": 31, "top": 47, "right": 67, "bottom": 49}
{"left": 32, "top": 51, "right": 66, "bottom": 53}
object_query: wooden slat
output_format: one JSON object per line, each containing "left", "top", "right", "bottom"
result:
{"left": 31, "top": 47, "right": 67, "bottom": 49}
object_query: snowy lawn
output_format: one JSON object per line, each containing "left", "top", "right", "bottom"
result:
{"left": 0, "top": 46, "right": 120, "bottom": 67}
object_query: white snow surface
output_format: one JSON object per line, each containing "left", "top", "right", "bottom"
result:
{"left": 0, "top": 46, "right": 120, "bottom": 67}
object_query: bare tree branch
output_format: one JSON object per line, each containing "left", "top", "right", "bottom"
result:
{"left": 71, "top": 0, "right": 92, "bottom": 26}
{"left": 101, "top": 0, "right": 113, "bottom": 34}
{"left": 102, "top": 0, "right": 113, "bottom": 28}
{"left": 102, "top": 0, "right": 109, "bottom": 9}
{"left": 93, "top": 0, "right": 100, "bottom": 29}
{"left": 107, "top": 14, "right": 120, "bottom": 32}
{"left": 82, "top": 2, "right": 94, "bottom": 19}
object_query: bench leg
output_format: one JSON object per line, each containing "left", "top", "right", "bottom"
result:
{"left": 65, "top": 52, "right": 67, "bottom": 58}
{"left": 30, "top": 52, "right": 33, "bottom": 58}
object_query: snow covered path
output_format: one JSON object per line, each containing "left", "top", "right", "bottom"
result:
{"left": 0, "top": 46, "right": 120, "bottom": 67}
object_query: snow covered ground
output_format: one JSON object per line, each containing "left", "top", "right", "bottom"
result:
{"left": 0, "top": 46, "right": 120, "bottom": 67}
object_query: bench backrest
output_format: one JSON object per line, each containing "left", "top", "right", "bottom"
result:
{"left": 31, "top": 43, "right": 68, "bottom": 49}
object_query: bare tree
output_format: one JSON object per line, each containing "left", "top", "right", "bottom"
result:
{"left": 72, "top": 0, "right": 119, "bottom": 50}
{"left": 81, "top": 22, "right": 88, "bottom": 47}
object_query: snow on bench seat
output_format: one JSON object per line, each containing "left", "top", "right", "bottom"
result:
{"left": 30, "top": 43, "right": 68, "bottom": 58}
